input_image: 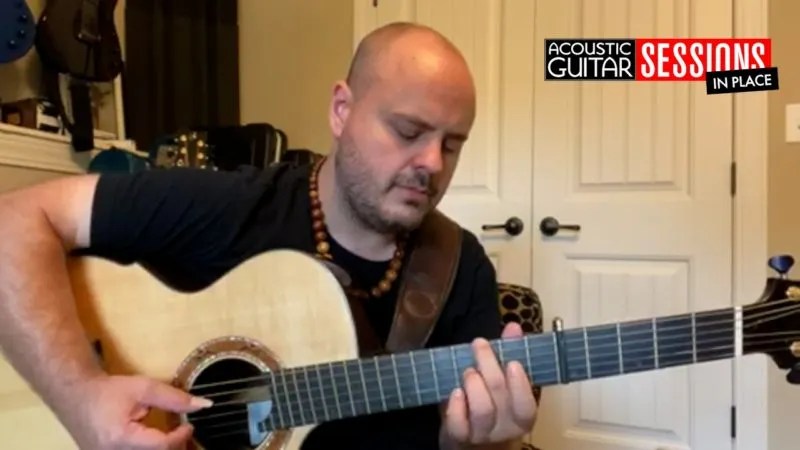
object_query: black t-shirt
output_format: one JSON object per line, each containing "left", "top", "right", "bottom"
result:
{"left": 80, "top": 162, "right": 502, "bottom": 449}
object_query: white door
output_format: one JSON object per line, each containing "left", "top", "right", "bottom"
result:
{"left": 530, "top": 1, "right": 735, "bottom": 450}
{"left": 353, "top": 0, "right": 536, "bottom": 287}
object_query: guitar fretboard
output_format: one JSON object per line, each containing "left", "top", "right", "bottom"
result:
{"left": 209, "top": 307, "right": 739, "bottom": 430}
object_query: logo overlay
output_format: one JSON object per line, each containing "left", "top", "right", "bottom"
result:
{"left": 545, "top": 38, "right": 778, "bottom": 94}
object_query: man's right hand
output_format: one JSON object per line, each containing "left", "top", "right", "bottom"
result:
{"left": 64, "top": 374, "right": 213, "bottom": 450}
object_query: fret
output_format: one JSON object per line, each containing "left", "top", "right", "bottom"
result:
{"left": 652, "top": 318, "right": 659, "bottom": 369}
{"left": 620, "top": 320, "right": 656, "bottom": 374}
{"left": 331, "top": 362, "right": 356, "bottom": 417}
{"left": 656, "top": 315, "right": 695, "bottom": 368}
{"left": 552, "top": 333, "right": 561, "bottom": 383}
{"left": 353, "top": 361, "right": 380, "bottom": 414}
{"left": 616, "top": 324, "right": 623, "bottom": 373}
{"left": 269, "top": 372, "right": 286, "bottom": 428}
{"left": 409, "top": 349, "right": 437, "bottom": 405}
{"left": 431, "top": 345, "right": 466, "bottom": 396}
{"left": 373, "top": 357, "right": 391, "bottom": 411}
{"left": 327, "top": 362, "right": 343, "bottom": 419}
{"left": 372, "top": 358, "right": 388, "bottom": 411}
{"left": 495, "top": 337, "right": 528, "bottom": 377}
{"left": 294, "top": 369, "right": 309, "bottom": 424}
{"left": 587, "top": 324, "right": 622, "bottom": 378}
{"left": 407, "top": 352, "right": 424, "bottom": 405}
{"left": 391, "top": 354, "right": 407, "bottom": 408}
{"left": 428, "top": 349, "right": 441, "bottom": 400}
{"left": 695, "top": 308, "right": 736, "bottom": 362}
{"left": 523, "top": 336, "right": 534, "bottom": 377}
{"left": 563, "top": 329, "right": 589, "bottom": 381}
{"left": 691, "top": 313, "right": 697, "bottom": 363}
{"left": 280, "top": 369, "right": 300, "bottom": 426}
{"left": 298, "top": 368, "right": 318, "bottom": 423}
{"left": 314, "top": 364, "right": 330, "bottom": 422}
{"left": 527, "top": 333, "right": 559, "bottom": 386}
{"left": 583, "top": 328, "right": 592, "bottom": 378}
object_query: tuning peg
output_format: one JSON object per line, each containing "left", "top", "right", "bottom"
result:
{"left": 769, "top": 255, "right": 795, "bottom": 279}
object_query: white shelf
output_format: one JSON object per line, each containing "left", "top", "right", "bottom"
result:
{"left": 0, "top": 123, "right": 137, "bottom": 174}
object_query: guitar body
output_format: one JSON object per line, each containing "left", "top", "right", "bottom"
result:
{"left": 0, "top": 249, "right": 359, "bottom": 449}
{"left": 0, "top": 0, "right": 36, "bottom": 64}
{"left": 35, "top": 0, "right": 123, "bottom": 81}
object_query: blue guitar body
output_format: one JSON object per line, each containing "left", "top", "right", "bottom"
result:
{"left": 0, "top": 0, "right": 35, "bottom": 64}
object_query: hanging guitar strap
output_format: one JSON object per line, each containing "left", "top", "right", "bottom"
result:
{"left": 345, "top": 209, "right": 463, "bottom": 356}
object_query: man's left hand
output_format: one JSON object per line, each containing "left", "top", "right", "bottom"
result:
{"left": 440, "top": 322, "right": 538, "bottom": 449}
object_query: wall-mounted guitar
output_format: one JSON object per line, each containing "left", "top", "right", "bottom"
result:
{"left": 34, "top": 0, "right": 123, "bottom": 152}
{"left": 0, "top": 0, "right": 36, "bottom": 64}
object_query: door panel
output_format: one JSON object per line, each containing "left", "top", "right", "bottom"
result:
{"left": 354, "top": 0, "right": 535, "bottom": 287}
{"left": 531, "top": 1, "right": 734, "bottom": 449}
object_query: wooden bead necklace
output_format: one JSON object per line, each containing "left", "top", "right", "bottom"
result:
{"left": 308, "top": 156, "right": 407, "bottom": 299}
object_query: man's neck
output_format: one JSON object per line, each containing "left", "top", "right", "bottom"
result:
{"left": 316, "top": 158, "right": 397, "bottom": 261}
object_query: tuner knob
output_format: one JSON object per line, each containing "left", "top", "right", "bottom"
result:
{"left": 17, "top": 14, "right": 28, "bottom": 22}
{"left": 7, "top": 40, "right": 16, "bottom": 48}
{"left": 769, "top": 255, "right": 794, "bottom": 279}
{"left": 17, "top": 29, "right": 26, "bottom": 37}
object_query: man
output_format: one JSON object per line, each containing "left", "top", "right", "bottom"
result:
{"left": 0, "top": 21, "right": 537, "bottom": 449}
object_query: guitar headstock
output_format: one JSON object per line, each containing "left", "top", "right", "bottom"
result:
{"left": 743, "top": 255, "right": 800, "bottom": 383}
{"left": 0, "top": 0, "right": 35, "bottom": 64}
{"left": 150, "top": 131, "right": 217, "bottom": 171}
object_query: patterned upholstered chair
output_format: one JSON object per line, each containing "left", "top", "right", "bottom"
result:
{"left": 497, "top": 282, "right": 544, "bottom": 450}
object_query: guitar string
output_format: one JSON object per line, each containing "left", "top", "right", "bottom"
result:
{"left": 186, "top": 305, "right": 800, "bottom": 392}
{"left": 183, "top": 320, "right": 800, "bottom": 426}
{"left": 169, "top": 300, "right": 796, "bottom": 434}
{"left": 183, "top": 310, "right": 800, "bottom": 428}
{"left": 191, "top": 337, "right": 800, "bottom": 441}
{"left": 187, "top": 299, "right": 800, "bottom": 394}
{"left": 191, "top": 328, "right": 798, "bottom": 407}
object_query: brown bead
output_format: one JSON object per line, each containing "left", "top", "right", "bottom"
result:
{"left": 312, "top": 208, "right": 323, "bottom": 219}
{"left": 309, "top": 190, "right": 318, "bottom": 198}
{"left": 371, "top": 287, "right": 382, "bottom": 297}
{"left": 316, "top": 241, "right": 330, "bottom": 254}
{"left": 390, "top": 259, "right": 402, "bottom": 270}
{"left": 385, "top": 269, "right": 397, "bottom": 281}
{"left": 311, "top": 198, "right": 321, "bottom": 208}
{"left": 378, "top": 280, "right": 392, "bottom": 292}
{"left": 313, "top": 220, "right": 325, "bottom": 231}
{"left": 315, "top": 231, "right": 327, "bottom": 241}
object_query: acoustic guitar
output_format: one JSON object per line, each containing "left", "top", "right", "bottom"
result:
{"left": 1, "top": 250, "right": 799, "bottom": 449}
{"left": 0, "top": 0, "right": 36, "bottom": 64}
{"left": 34, "top": 0, "right": 124, "bottom": 152}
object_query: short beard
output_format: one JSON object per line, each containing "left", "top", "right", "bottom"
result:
{"left": 334, "top": 142, "right": 431, "bottom": 235}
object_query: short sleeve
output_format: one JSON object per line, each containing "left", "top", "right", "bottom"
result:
{"left": 78, "top": 164, "right": 293, "bottom": 290}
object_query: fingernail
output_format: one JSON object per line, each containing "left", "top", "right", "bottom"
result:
{"left": 452, "top": 387, "right": 464, "bottom": 398}
{"left": 191, "top": 396, "right": 214, "bottom": 408}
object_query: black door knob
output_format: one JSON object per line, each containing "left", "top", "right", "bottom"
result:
{"left": 482, "top": 217, "right": 524, "bottom": 236}
{"left": 539, "top": 216, "right": 581, "bottom": 236}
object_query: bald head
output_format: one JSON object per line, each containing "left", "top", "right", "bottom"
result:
{"left": 326, "top": 22, "right": 476, "bottom": 236}
{"left": 346, "top": 22, "right": 473, "bottom": 98}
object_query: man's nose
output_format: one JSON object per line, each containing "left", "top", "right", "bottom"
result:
{"left": 414, "top": 140, "right": 444, "bottom": 173}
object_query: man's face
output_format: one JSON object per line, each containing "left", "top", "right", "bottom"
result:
{"left": 329, "top": 51, "right": 475, "bottom": 235}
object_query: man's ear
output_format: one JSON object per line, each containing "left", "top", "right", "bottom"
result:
{"left": 328, "top": 81, "right": 353, "bottom": 138}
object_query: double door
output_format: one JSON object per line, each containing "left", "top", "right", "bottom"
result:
{"left": 355, "top": 1, "right": 736, "bottom": 449}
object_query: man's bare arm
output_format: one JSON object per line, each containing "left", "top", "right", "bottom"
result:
{"left": 0, "top": 174, "right": 104, "bottom": 421}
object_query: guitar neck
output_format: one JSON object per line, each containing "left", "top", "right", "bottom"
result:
{"left": 255, "top": 306, "right": 742, "bottom": 430}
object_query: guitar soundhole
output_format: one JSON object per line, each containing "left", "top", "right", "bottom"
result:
{"left": 187, "top": 357, "right": 269, "bottom": 449}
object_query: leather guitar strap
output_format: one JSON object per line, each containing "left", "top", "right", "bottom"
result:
{"left": 385, "top": 209, "right": 463, "bottom": 353}
{"left": 343, "top": 209, "right": 462, "bottom": 356}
